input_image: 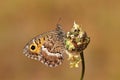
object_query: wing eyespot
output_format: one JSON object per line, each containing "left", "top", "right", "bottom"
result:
{"left": 29, "top": 43, "right": 38, "bottom": 53}
{"left": 31, "top": 45, "right": 36, "bottom": 50}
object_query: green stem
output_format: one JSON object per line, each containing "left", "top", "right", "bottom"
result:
{"left": 80, "top": 52, "right": 85, "bottom": 80}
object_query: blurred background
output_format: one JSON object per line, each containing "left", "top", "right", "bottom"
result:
{"left": 0, "top": 0, "right": 120, "bottom": 80}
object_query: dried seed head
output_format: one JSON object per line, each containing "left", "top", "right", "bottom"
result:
{"left": 65, "top": 22, "right": 90, "bottom": 53}
{"left": 65, "top": 22, "right": 90, "bottom": 68}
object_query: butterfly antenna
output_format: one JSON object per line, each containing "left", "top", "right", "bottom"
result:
{"left": 57, "top": 17, "right": 62, "bottom": 24}
{"left": 56, "top": 17, "right": 63, "bottom": 31}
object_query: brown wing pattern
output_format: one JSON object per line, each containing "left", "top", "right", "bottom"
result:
{"left": 23, "top": 25, "right": 65, "bottom": 67}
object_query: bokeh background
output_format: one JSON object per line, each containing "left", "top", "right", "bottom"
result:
{"left": 0, "top": 0, "right": 120, "bottom": 80}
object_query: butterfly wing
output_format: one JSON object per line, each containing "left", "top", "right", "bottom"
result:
{"left": 23, "top": 25, "right": 65, "bottom": 67}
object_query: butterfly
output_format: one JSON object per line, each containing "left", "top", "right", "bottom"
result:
{"left": 23, "top": 24, "right": 66, "bottom": 67}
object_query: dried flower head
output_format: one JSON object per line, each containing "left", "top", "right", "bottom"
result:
{"left": 65, "top": 22, "right": 90, "bottom": 68}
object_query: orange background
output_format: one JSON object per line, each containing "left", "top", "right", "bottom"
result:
{"left": 0, "top": 0, "right": 120, "bottom": 80}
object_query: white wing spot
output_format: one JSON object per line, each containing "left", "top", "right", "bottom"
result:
{"left": 41, "top": 46, "right": 62, "bottom": 57}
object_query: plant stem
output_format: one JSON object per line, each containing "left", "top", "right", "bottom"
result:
{"left": 80, "top": 52, "right": 85, "bottom": 80}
